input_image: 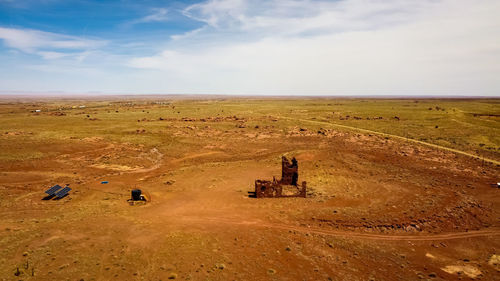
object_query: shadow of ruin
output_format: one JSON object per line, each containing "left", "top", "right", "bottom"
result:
{"left": 250, "top": 156, "right": 307, "bottom": 198}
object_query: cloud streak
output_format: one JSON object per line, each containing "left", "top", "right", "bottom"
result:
{"left": 182, "top": 0, "right": 432, "bottom": 36}
{"left": 0, "top": 27, "right": 106, "bottom": 60}
{"left": 127, "top": 8, "right": 169, "bottom": 26}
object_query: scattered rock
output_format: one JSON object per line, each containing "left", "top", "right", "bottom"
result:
{"left": 59, "top": 264, "right": 69, "bottom": 270}
{"left": 442, "top": 265, "right": 482, "bottom": 278}
{"left": 488, "top": 254, "right": 500, "bottom": 269}
{"left": 216, "top": 263, "right": 225, "bottom": 270}
{"left": 14, "top": 267, "right": 21, "bottom": 276}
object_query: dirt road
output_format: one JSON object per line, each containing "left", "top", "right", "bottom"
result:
{"left": 284, "top": 116, "right": 500, "bottom": 165}
{"left": 176, "top": 215, "right": 500, "bottom": 241}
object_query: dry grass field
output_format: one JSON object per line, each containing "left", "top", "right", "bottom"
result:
{"left": 0, "top": 96, "right": 499, "bottom": 281}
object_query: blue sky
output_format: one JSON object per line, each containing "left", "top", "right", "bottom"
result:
{"left": 0, "top": 0, "right": 499, "bottom": 95}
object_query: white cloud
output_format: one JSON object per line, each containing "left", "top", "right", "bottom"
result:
{"left": 182, "top": 0, "right": 432, "bottom": 35}
{"left": 170, "top": 27, "right": 205, "bottom": 41}
{"left": 125, "top": 0, "right": 500, "bottom": 95}
{"left": 0, "top": 27, "right": 106, "bottom": 60}
{"left": 183, "top": 0, "right": 247, "bottom": 28}
{"left": 128, "top": 8, "right": 169, "bottom": 26}
{"left": 37, "top": 51, "right": 72, "bottom": 60}
{"left": 1, "top": 0, "right": 499, "bottom": 95}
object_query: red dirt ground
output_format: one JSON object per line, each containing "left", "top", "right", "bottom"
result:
{"left": 1, "top": 110, "right": 499, "bottom": 281}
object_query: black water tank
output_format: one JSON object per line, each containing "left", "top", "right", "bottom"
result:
{"left": 131, "top": 189, "right": 142, "bottom": 201}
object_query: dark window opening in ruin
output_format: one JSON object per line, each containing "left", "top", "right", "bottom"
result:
{"left": 292, "top": 172, "right": 298, "bottom": 186}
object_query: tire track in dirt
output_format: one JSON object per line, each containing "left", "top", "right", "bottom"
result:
{"left": 282, "top": 117, "right": 500, "bottom": 166}
{"left": 170, "top": 151, "right": 225, "bottom": 164}
{"left": 177, "top": 216, "right": 500, "bottom": 241}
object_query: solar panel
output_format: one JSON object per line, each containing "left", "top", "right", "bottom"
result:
{"left": 45, "top": 185, "right": 62, "bottom": 196}
{"left": 54, "top": 187, "right": 71, "bottom": 198}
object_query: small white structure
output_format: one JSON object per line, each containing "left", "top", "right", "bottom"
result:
{"left": 35, "top": 109, "right": 41, "bottom": 112}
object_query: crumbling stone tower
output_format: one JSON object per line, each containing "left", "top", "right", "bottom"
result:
{"left": 280, "top": 156, "right": 298, "bottom": 186}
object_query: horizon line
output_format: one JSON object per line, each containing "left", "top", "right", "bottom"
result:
{"left": 1, "top": 92, "right": 499, "bottom": 100}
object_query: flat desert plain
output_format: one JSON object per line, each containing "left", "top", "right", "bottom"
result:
{"left": 0, "top": 97, "right": 499, "bottom": 281}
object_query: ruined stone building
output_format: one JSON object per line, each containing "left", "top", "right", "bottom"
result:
{"left": 252, "top": 156, "right": 307, "bottom": 198}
